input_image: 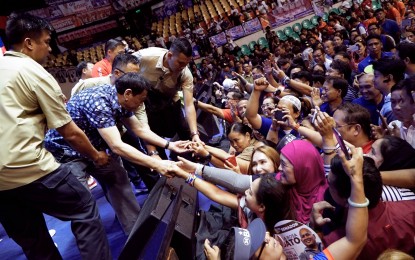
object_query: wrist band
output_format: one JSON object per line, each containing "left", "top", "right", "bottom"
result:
{"left": 195, "top": 163, "right": 204, "bottom": 177}
{"left": 283, "top": 76, "right": 290, "bottom": 86}
{"left": 185, "top": 173, "right": 196, "bottom": 186}
{"left": 204, "top": 153, "right": 212, "bottom": 162}
{"left": 164, "top": 141, "right": 170, "bottom": 149}
{"left": 190, "top": 131, "right": 199, "bottom": 137}
{"left": 323, "top": 149, "right": 336, "bottom": 155}
{"left": 322, "top": 146, "right": 337, "bottom": 150}
{"left": 148, "top": 150, "right": 159, "bottom": 156}
{"left": 293, "top": 123, "right": 300, "bottom": 131}
{"left": 347, "top": 197, "right": 369, "bottom": 208}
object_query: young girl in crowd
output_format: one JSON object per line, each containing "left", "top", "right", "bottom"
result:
{"left": 171, "top": 165, "right": 293, "bottom": 232}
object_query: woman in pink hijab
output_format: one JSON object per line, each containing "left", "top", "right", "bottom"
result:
{"left": 279, "top": 140, "right": 328, "bottom": 223}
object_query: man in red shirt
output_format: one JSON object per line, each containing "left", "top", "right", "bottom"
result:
{"left": 91, "top": 39, "right": 125, "bottom": 77}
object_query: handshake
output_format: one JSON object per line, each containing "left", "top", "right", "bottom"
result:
{"left": 154, "top": 155, "right": 202, "bottom": 180}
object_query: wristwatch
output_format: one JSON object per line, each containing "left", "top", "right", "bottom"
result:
{"left": 148, "top": 150, "right": 159, "bottom": 156}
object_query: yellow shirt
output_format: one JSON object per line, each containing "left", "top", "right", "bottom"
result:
{"left": 0, "top": 51, "right": 72, "bottom": 190}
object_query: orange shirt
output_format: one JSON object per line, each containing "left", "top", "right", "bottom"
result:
{"left": 91, "top": 58, "right": 111, "bottom": 78}
{"left": 363, "top": 17, "right": 377, "bottom": 29}
{"left": 395, "top": 1, "right": 406, "bottom": 17}
{"left": 387, "top": 7, "right": 402, "bottom": 25}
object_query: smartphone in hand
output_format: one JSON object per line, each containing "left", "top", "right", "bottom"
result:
{"left": 333, "top": 128, "right": 351, "bottom": 160}
{"left": 226, "top": 156, "right": 238, "bottom": 167}
{"left": 310, "top": 109, "right": 318, "bottom": 124}
{"left": 274, "top": 110, "right": 285, "bottom": 121}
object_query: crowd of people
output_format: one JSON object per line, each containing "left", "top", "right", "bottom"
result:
{"left": 1, "top": 0, "right": 415, "bottom": 259}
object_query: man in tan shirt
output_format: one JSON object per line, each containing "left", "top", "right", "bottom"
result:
{"left": 0, "top": 13, "right": 111, "bottom": 259}
{"left": 133, "top": 38, "right": 201, "bottom": 158}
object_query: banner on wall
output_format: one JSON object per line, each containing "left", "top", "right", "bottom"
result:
{"left": 209, "top": 32, "right": 227, "bottom": 47}
{"left": 50, "top": 16, "right": 77, "bottom": 32}
{"left": 76, "top": 5, "right": 115, "bottom": 25}
{"left": 242, "top": 18, "right": 262, "bottom": 35}
{"left": 113, "top": 0, "right": 151, "bottom": 11}
{"left": 226, "top": 25, "right": 246, "bottom": 40}
{"left": 259, "top": 0, "right": 314, "bottom": 29}
{"left": 58, "top": 0, "right": 94, "bottom": 16}
{"left": 57, "top": 20, "right": 118, "bottom": 43}
{"left": 312, "top": 0, "right": 325, "bottom": 16}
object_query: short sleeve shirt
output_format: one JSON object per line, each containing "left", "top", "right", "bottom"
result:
{"left": 91, "top": 58, "right": 111, "bottom": 77}
{"left": 133, "top": 47, "right": 194, "bottom": 102}
{"left": 0, "top": 51, "right": 72, "bottom": 190}
{"left": 45, "top": 84, "right": 133, "bottom": 158}
{"left": 70, "top": 75, "right": 148, "bottom": 124}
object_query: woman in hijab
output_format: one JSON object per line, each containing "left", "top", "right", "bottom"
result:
{"left": 279, "top": 140, "right": 328, "bottom": 223}
{"left": 178, "top": 139, "right": 328, "bottom": 224}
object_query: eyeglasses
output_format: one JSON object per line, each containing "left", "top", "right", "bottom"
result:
{"left": 261, "top": 103, "right": 275, "bottom": 109}
{"left": 336, "top": 123, "right": 356, "bottom": 129}
{"left": 115, "top": 67, "right": 126, "bottom": 75}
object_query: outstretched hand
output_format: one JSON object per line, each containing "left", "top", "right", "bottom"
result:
{"left": 310, "top": 201, "right": 335, "bottom": 228}
{"left": 176, "top": 156, "right": 198, "bottom": 172}
{"left": 169, "top": 140, "right": 193, "bottom": 154}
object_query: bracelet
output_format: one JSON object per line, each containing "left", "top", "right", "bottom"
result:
{"left": 164, "top": 141, "right": 170, "bottom": 149}
{"left": 323, "top": 149, "right": 336, "bottom": 155}
{"left": 283, "top": 76, "right": 290, "bottom": 87}
{"left": 204, "top": 153, "right": 212, "bottom": 162}
{"left": 190, "top": 131, "right": 199, "bottom": 137}
{"left": 347, "top": 197, "right": 370, "bottom": 208}
{"left": 148, "top": 150, "right": 159, "bottom": 156}
{"left": 185, "top": 173, "right": 197, "bottom": 186}
{"left": 195, "top": 163, "right": 204, "bottom": 177}
{"left": 321, "top": 146, "right": 337, "bottom": 150}
{"left": 293, "top": 123, "right": 300, "bottom": 131}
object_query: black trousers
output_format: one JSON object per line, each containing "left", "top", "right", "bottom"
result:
{"left": 121, "top": 130, "right": 160, "bottom": 191}
{"left": 146, "top": 99, "right": 191, "bottom": 160}
{"left": 0, "top": 164, "right": 111, "bottom": 260}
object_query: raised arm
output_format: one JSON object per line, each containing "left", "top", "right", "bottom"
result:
{"left": 246, "top": 77, "right": 268, "bottom": 130}
{"left": 326, "top": 147, "right": 368, "bottom": 260}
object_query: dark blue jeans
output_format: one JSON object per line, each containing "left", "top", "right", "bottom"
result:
{"left": 0, "top": 164, "right": 111, "bottom": 260}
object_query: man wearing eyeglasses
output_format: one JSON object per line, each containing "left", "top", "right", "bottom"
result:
{"left": 298, "top": 228, "right": 323, "bottom": 260}
{"left": 45, "top": 72, "right": 190, "bottom": 236}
